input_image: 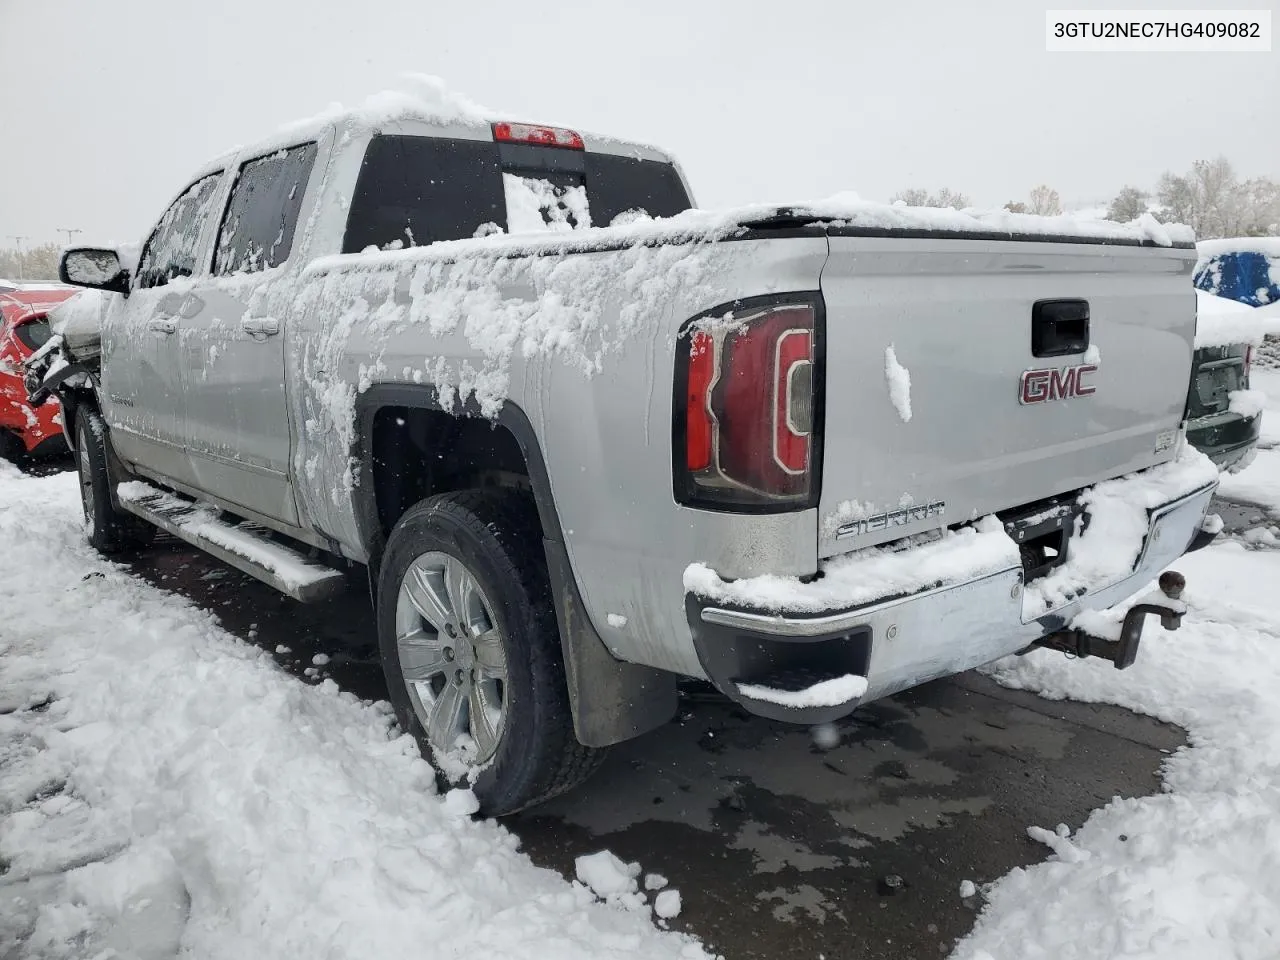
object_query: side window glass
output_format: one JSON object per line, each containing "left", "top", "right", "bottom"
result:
{"left": 214, "top": 143, "right": 318, "bottom": 276}
{"left": 135, "top": 172, "right": 223, "bottom": 289}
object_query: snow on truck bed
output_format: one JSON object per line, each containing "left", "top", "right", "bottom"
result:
{"left": 0, "top": 463, "right": 708, "bottom": 960}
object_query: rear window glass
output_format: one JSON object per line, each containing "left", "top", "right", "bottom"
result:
{"left": 214, "top": 142, "right": 317, "bottom": 276}
{"left": 343, "top": 137, "right": 505, "bottom": 253}
{"left": 342, "top": 134, "right": 693, "bottom": 252}
{"left": 14, "top": 317, "right": 51, "bottom": 351}
{"left": 582, "top": 152, "right": 691, "bottom": 228}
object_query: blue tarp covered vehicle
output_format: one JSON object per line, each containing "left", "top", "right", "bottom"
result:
{"left": 1195, "top": 238, "right": 1280, "bottom": 306}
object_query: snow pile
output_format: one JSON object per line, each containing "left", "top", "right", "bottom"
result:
{"left": 0, "top": 465, "right": 707, "bottom": 960}
{"left": 954, "top": 541, "right": 1280, "bottom": 960}
{"left": 574, "top": 850, "right": 652, "bottom": 914}
{"left": 1195, "top": 291, "right": 1280, "bottom": 349}
{"left": 883, "top": 344, "right": 912, "bottom": 423}
{"left": 690, "top": 447, "right": 1216, "bottom": 616}
{"left": 1195, "top": 236, "right": 1280, "bottom": 260}
{"left": 1218, "top": 458, "right": 1280, "bottom": 521}
{"left": 1228, "top": 388, "right": 1267, "bottom": 418}
{"left": 654, "top": 890, "right": 682, "bottom": 920}
{"left": 1023, "top": 447, "right": 1219, "bottom": 613}
{"left": 503, "top": 174, "right": 592, "bottom": 233}
{"left": 737, "top": 674, "right": 869, "bottom": 708}
{"left": 275, "top": 73, "right": 493, "bottom": 141}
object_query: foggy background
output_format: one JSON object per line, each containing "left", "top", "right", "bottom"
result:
{"left": 1, "top": 0, "right": 1276, "bottom": 247}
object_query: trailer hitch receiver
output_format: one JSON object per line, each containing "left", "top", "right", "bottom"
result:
{"left": 1039, "top": 571, "right": 1187, "bottom": 670}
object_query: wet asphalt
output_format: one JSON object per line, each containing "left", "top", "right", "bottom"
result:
{"left": 26, "top": 452, "right": 1269, "bottom": 959}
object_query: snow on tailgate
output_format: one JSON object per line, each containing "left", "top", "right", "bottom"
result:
{"left": 0, "top": 463, "right": 708, "bottom": 960}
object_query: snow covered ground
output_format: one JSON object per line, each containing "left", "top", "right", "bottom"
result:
{"left": 4, "top": 382, "right": 1280, "bottom": 958}
{"left": 0, "top": 463, "right": 706, "bottom": 960}
{"left": 1216, "top": 369, "right": 1280, "bottom": 521}
{"left": 950, "top": 377, "right": 1280, "bottom": 958}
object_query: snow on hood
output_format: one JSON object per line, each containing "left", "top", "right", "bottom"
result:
{"left": 1195, "top": 290, "right": 1280, "bottom": 349}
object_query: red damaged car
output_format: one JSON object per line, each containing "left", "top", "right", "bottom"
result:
{"left": 1, "top": 286, "right": 77, "bottom": 460}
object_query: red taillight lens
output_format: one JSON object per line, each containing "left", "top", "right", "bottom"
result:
{"left": 1245, "top": 345, "right": 1254, "bottom": 382}
{"left": 686, "top": 332, "right": 715, "bottom": 471}
{"left": 492, "top": 121, "right": 585, "bottom": 150}
{"left": 676, "top": 301, "right": 819, "bottom": 509}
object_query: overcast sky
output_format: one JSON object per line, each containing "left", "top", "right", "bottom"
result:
{"left": 2, "top": 0, "right": 1276, "bottom": 245}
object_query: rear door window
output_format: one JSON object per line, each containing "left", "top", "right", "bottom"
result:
{"left": 135, "top": 172, "right": 224, "bottom": 289}
{"left": 213, "top": 143, "right": 317, "bottom": 276}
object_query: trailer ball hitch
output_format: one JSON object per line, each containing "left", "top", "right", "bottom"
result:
{"left": 1039, "top": 570, "right": 1187, "bottom": 670}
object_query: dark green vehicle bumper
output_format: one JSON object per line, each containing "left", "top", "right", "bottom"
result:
{"left": 1186, "top": 410, "right": 1260, "bottom": 471}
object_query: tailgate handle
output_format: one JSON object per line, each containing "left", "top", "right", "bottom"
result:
{"left": 1032, "top": 300, "right": 1089, "bottom": 358}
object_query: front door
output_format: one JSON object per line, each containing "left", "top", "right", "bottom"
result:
{"left": 101, "top": 170, "right": 225, "bottom": 485}
{"left": 179, "top": 142, "right": 319, "bottom": 526}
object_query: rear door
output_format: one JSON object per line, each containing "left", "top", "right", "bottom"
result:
{"left": 817, "top": 235, "right": 1198, "bottom": 558}
{"left": 179, "top": 141, "right": 320, "bottom": 525}
{"left": 101, "top": 171, "right": 224, "bottom": 483}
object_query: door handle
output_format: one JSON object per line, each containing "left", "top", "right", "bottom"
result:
{"left": 148, "top": 317, "right": 177, "bottom": 335}
{"left": 240, "top": 317, "right": 280, "bottom": 338}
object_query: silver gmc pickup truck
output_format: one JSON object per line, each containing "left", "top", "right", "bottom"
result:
{"left": 36, "top": 101, "right": 1220, "bottom": 815}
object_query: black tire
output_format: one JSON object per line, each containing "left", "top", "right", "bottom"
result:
{"left": 377, "top": 489, "right": 604, "bottom": 816}
{"left": 0, "top": 429, "right": 23, "bottom": 464}
{"left": 74, "top": 407, "right": 149, "bottom": 554}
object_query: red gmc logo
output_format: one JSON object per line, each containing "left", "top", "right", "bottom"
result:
{"left": 1020, "top": 364, "right": 1097, "bottom": 405}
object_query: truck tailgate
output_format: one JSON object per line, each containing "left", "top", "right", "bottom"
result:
{"left": 818, "top": 236, "right": 1198, "bottom": 558}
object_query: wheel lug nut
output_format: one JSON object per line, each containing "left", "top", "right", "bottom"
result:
{"left": 444, "top": 647, "right": 454, "bottom": 661}
{"left": 454, "top": 669, "right": 465, "bottom": 685}
{"left": 445, "top": 624, "right": 457, "bottom": 639}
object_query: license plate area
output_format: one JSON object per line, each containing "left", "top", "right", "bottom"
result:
{"left": 1195, "top": 357, "right": 1244, "bottom": 414}
{"left": 1000, "top": 497, "right": 1084, "bottom": 584}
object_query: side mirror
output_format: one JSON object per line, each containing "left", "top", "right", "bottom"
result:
{"left": 59, "top": 247, "right": 129, "bottom": 295}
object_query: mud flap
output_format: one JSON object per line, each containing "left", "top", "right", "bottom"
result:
{"left": 543, "top": 539, "right": 678, "bottom": 747}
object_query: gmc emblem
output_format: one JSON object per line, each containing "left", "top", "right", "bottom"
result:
{"left": 1020, "top": 364, "right": 1097, "bottom": 405}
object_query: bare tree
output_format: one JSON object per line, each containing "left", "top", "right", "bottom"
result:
{"left": 1027, "top": 185, "right": 1063, "bottom": 217}
{"left": 1105, "top": 186, "right": 1148, "bottom": 223}
{"left": 0, "top": 243, "right": 61, "bottom": 282}
{"left": 890, "top": 187, "right": 969, "bottom": 209}
{"left": 1155, "top": 157, "right": 1280, "bottom": 238}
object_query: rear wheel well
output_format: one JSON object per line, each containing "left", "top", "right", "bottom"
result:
{"left": 369, "top": 405, "right": 536, "bottom": 541}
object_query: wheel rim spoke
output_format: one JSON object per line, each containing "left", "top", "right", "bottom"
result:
{"left": 404, "top": 563, "right": 453, "bottom": 633}
{"left": 445, "top": 558, "right": 483, "bottom": 635}
{"left": 398, "top": 630, "right": 450, "bottom": 682}
{"left": 426, "top": 678, "right": 467, "bottom": 751}
{"left": 472, "top": 630, "right": 507, "bottom": 679}
{"left": 469, "top": 682, "right": 502, "bottom": 757}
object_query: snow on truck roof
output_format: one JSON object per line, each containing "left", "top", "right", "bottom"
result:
{"left": 192, "top": 74, "right": 674, "bottom": 181}
{"left": 189, "top": 76, "right": 1192, "bottom": 253}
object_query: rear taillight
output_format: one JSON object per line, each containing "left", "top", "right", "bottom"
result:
{"left": 1245, "top": 345, "right": 1254, "bottom": 383}
{"left": 676, "top": 299, "right": 821, "bottom": 510}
